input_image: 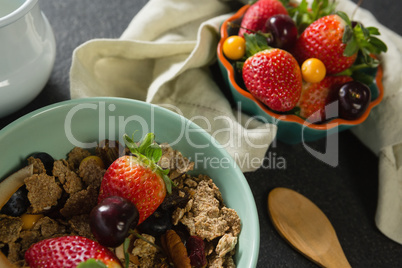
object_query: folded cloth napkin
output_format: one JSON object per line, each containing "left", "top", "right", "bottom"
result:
{"left": 70, "top": 0, "right": 402, "bottom": 244}
{"left": 334, "top": 1, "right": 402, "bottom": 245}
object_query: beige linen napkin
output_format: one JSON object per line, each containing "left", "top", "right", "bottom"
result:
{"left": 70, "top": 0, "right": 402, "bottom": 243}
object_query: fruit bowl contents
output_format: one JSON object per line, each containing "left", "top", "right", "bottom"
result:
{"left": 217, "top": 0, "right": 385, "bottom": 144}
{"left": 0, "top": 98, "right": 259, "bottom": 268}
{"left": 0, "top": 134, "right": 241, "bottom": 267}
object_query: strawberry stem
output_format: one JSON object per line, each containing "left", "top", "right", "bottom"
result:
{"left": 244, "top": 33, "right": 271, "bottom": 57}
{"left": 280, "top": 0, "right": 337, "bottom": 33}
{"left": 336, "top": 61, "right": 377, "bottom": 86}
{"left": 337, "top": 11, "right": 387, "bottom": 67}
{"left": 77, "top": 259, "right": 107, "bottom": 268}
{"left": 123, "top": 133, "right": 175, "bottom": 194}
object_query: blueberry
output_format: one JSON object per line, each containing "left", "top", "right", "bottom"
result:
{"left": 30, "top": 152, "right": 54, "bottom": 175}
{"left": 1, "top": 186, "right": 30, "bottom": 217}
{"left": 138, "top": 207, "right": 172, "bottom": 237}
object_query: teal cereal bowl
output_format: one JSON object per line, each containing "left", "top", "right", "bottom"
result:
{"left": 217, "top": 5, "right": 384, "bottom": 144}
{"left": 0, "top": 97, "right": 259, "bottom": 268}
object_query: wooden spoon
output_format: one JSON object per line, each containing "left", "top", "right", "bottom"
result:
{"left": 268, "top": 187, "right": 351, "bottom": 268}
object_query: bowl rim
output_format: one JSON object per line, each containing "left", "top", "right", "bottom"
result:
{"left": 217, "top": 4, "right": 384, "bottom": 131}
{"left": 0, "top": 97, "right": 260, "bottom": 268}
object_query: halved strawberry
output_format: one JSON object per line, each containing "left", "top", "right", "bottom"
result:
{"left": 239, "top": 0, "right": 288, "bottom": 37}
{"left": 98, "top": 133, "right": 172, "bottom": 225}
{"left": 297, "top": 75, "right": 353, "bottom": 123}
{"left": 24, "top": 236, "right": 121, "bottom": 268}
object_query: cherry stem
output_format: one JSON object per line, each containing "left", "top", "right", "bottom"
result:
{"left": 351, "top": 0, "right": 364, "bottom": 20}
{"left": 123, "top": 238, "right": 130, "bottom": 268}
{"left": 227, "top": 22, "right": 273, "bottom": 39}
{"left": 336, "top": 63, "right": 374, "bottom": 76}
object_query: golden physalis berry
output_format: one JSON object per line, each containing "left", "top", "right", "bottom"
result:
{"left": 223, "top": 35, "right": 246, "bottom": 60}
{"left": 301, "top": 58, "right": 326, "bottom": 83}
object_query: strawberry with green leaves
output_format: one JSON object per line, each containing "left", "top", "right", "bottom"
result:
{"left": 239, "top": 0, "right": 288, "bottom": 37}
{"left": 297, "top": 75, "right": 353, "bottom": 123}
{"left": 291, "top": 11, "right": 387, "bottom": 75}
{"left": 242, "top": 33, "right": 302, "bottom": 112}
{"left": 25, "top": 236, "right": 121, "bottom": 268}
{"left": 98, "top": 133, "right": 172, "bottom": 225}
{"left": 280, "top": 0, "right": 337, "bottom": 33}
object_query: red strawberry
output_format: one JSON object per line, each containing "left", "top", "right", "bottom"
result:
{"left": 98, "top": 133, "right": 172, "bottom": 224}
{"left": 239, "top": 0, "right": 288, "bottom": 37}
{"left": 291, "top": 14, "right": 357, "bottom": 75}
{"left": 242, "top": 44, "right": 302, "bottom": 112}
{"left": 24, "top": 236, "right": 121, "bottom": 268}
{"left": 297, "top": 75, "right": 353, "bottom": 123}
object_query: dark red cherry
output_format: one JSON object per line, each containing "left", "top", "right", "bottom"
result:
{"left": 89, "top": 196, "right": 139, "bottom": 247}
{"left": 338, "top": 81, "right": 371, "bottom": 120}
{"left": 264, "top": 14, "right": 298, "bottom": 50}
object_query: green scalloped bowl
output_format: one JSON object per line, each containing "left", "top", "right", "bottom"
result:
{"left": 0, "top": 97, "right": 259, "bottom": 268}
{"left": 217, "top": 5, "right": 384, "bottom": 144}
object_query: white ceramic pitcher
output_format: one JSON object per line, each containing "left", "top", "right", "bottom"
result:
{"left": 0, "top": 0, "right": 56, "bottom": 118}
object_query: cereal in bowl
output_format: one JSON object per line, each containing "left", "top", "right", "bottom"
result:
{"left": 0, "top": 133, "right": 240, "bottom": 268}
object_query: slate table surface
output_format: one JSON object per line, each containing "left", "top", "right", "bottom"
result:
{"left": 1, "top": 0, "right": 401, "bottom": 267}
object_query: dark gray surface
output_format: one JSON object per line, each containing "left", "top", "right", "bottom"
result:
{"left": 1, "top": 0, "right": 402, "bottom": 267}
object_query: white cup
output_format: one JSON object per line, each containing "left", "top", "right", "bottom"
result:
{"left": 0, "top": 0, "right": 56, "bottom": 118}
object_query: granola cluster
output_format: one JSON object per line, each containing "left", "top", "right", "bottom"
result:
{"left": 172, "top": 174, "right": 240, "bottom": 267}
{"left": 0, "top": 147, "right": 103, "bottom": 267}
{"left": 0, "top": 141, "right": 241, "bottom": 267}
